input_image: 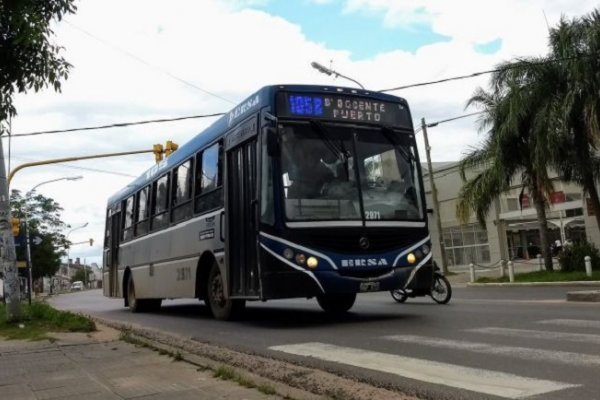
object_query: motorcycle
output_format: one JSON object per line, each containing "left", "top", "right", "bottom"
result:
{"left": 390, "top": 265, "right": 452, "bottom": 304}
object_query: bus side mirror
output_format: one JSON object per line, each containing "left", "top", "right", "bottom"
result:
{"left": 265, "top": 127, "right": 279, "bottom": 156}
{"left": 427, "top": 208, "right": 434, "bottom": 214}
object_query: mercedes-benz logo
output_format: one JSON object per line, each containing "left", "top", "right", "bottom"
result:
{"left": 359, "top": 236, "right": 370, "bottom": 249}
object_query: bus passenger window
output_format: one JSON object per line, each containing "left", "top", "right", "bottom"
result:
{"left": 201, "top": 144, "right": 219, "bottom": 192}
{"left": 194, "top": 143, "right": 223, "bottom": 214}
{"left": 151, "top": 174, "right": 170, "bottom": 230}
{"left": 122, "top": 196, "right": 134, "bottom": 240}
{"left": 135, "top": 186, "right": 150, "bottom": 236}
{"left": 172, "top": 159, "right": 193, "bottom": 222}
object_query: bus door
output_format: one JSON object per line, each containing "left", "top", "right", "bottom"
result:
{"left": 108, "top": 210, "right": 121, "bottom": 297}
{"left": 225, "top": 117, "right": 260, "bottom": 298}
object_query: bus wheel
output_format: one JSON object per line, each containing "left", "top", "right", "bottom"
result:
{"left": 206, "top": 262, "right": 245, "bottom": 320}
{"left": 127, "top": 275, "right": 143, "bottom": 313}
{"left": 317, "top": 293, "right": 356, "bottom": 314}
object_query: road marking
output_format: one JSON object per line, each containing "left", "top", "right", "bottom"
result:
{"left": 384, "top": 335, "right": 600, "bottom": 367}
{"left": 469, "top": 327, "right": 600, "bottom": 344}
{"left": 269, "top": 342, "right": 576, "bottom": 399}
{"left": 537, "top": 319, "right": 600, "bottom": 329}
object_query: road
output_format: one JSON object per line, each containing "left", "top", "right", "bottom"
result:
{"left": 51, "top": 286, "right": 600, "bottom": 400}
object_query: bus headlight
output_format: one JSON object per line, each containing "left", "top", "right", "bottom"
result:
{"left": 407, "top": 253, "right": 416, "bottom": 264}
{"left": 283, "top": 248, "right": 294, "bottom": 260}
{"left": 296, "top": 254, "right": 306, "bottom": 265}
{"left": 422, "top": 244, "right": 430, "bottom": 255}
{"left": 306, "top": 257, "right": 318, "bottom": 269}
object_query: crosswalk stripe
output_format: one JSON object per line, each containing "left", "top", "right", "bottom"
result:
{"left": 469, "top": 327, "right": 600, "bottom": 344}
{"left": 384, "top": 335, "right": 600, "bottom": 367}
{"left": 537, "top": 319, "right": 600, "bottom": 329}
{"left": 269, "top": 342, "right": 576, "bottom": 399}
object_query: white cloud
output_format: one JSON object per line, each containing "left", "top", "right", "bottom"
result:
{"left": 8, "top": 0, "right": 595, "bottom": 265}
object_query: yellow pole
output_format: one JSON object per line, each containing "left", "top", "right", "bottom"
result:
{"left": 8, "top": 149, "right": 153, "bottom": 186}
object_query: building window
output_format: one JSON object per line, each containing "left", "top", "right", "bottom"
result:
{"left": 443, "top": 224, "right": 490, "bottom": 266}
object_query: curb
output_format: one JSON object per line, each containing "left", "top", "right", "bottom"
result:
{"left": 466, "top": 281, "right": 600, "bottom": 287}
{"left": 566, "top": 290, "right": 600, "bottom": 302}
{"left": 89, "top": 316, "right": 420, "bottom": 400}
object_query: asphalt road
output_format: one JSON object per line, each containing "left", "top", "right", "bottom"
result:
{"left": 51, "top": 286, "right": 600, "bottom": 400}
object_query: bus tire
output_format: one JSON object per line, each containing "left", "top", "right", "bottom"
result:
{"left": 206, "top": 261, "right": 245, "bottom": 320}
{"left": 317, "top": 293, "right": 356, "bottom": 314}
{"left": 126, "top": 274, "right": 144, "bottom": 313}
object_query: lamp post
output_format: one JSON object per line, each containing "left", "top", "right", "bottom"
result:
{"left": 310, "top": 61, "right": 365, "bottom": 89}
{"left": 24, "top": 176, "right": 83, "bottom": 303}
{"left": 66, "top": 222, "right": 88, "bottom": 287}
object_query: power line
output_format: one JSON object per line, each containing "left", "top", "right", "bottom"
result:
{"left": 414, "top": 111, "right": 484, "bottom": 133}
{"left": 379, "top": 52, "right": 597, "bottom": 93}
{"left": 64, "top": 21, "right": 236, "bottom": 105}
{"left": 9, "top": 155, "right": 138, "bottom": 178}
{"left": 9, "top": 113, "right": 225, "bottom": 137}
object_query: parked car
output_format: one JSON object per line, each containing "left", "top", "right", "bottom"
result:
{"left": 71, "top": 281, "right": 83, "bottom": 291}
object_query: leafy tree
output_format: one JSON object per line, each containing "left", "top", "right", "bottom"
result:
{"left": 546, "top": 10, "right": 600, "bottom": 228}
{"left": 0, "top": 0, "right": 77, "bottom": 131}
{"left": 457, "top": 59, "right": 558, "bottom": 271}
{"left": 71, "top": 268, "right": 86, "bottom": 283}
{"left": 10, "top": 189, "right": 69, "bottom": 280}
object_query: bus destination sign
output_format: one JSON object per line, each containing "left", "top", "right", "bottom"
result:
{"left": 277, "top": 93, "right": 410, "bottom": 127}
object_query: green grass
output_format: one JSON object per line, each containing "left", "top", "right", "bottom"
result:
{"left": 0, "top": 302, "right": 96, "bottom": 341}
{"left": 214, "top": 365, "right": 277, "bottom": 395}
{"left": 476, "top": 269, "right": 600, "bottom": 283}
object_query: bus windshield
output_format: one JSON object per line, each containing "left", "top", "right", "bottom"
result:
{"left": 280, "top": 122, "right": 423, "bottom": 222}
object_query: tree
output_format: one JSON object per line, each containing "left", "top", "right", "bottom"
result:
{"left": 547, "top": 10, "right": 600, "bottom": 229}
{"left": 457, "top": 59, "right": 558, "bottom": 271}
{"left": 0, "top": 0, "right": 77, "bottom": 130}
{"left": 10, "top": 190, "right": 68, "bottom": 280}
{"left": 0, "top": 0, "right": 76, "bottom": 320}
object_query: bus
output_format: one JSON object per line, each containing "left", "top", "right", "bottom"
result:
{"left": 103, "top": 84, "right": 434, "bottom": 320}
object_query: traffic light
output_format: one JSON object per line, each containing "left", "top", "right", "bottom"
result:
{"left": 89, "top": 238, "right": 94, "bottom": 246}
{"left": 165, "top": 140, "right": 179, "bottom": 157}
{"left": 11, "top": 218, "right": 20, "bottom": 236}
{"left": 153, "top": 144, "right": 164, "bottom": 163}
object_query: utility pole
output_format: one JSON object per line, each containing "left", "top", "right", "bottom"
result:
{"left": 0, "top": 135, "right": 20, "bottom": 320}
{"left": 421, "top": 118, "right": 449, "bottom": 274}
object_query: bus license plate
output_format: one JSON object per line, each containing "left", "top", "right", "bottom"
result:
{"left": 360, "top": 282, "right": 380, "bottom": 292}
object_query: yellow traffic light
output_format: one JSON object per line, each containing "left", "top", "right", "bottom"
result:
{"left": 11, "top": 218, "right": 20, "bottom": 236}
{"left": 153, "top": 144, "right": 164, "bottom": 163}
{"left": 165, "top": 140, "right": 179, "bottom": 157}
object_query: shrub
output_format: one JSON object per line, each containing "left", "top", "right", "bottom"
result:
{"left": 558, "top": 241, "right": 600, "bottom": 272}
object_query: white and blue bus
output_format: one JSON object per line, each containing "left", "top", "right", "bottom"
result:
{"left": 103, "top": 84, "right": 434, "bottom": 319}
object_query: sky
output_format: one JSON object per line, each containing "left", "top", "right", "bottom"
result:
{"left": 5, "top": 0, "right": 598, "bottom": 267}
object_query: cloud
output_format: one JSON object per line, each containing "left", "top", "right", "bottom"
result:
{"left": 9, "top": 0, "right": 596, "bottom": 265}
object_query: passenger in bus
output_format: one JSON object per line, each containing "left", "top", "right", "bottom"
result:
{"left": 288, "top": 155, "right": 335, "bottom": 198}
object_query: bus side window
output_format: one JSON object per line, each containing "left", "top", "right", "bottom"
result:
{"left": 135, "top": 185, "right": 150, "bottom": 237}
{"left": 151, "top": 174, "right": 170, "bottom": 231}
{"left": 194, "top": 142, "right": 223, "bottom": 214}
{"left": 122, "top": 195, "right": 134, "bottom": 241}
{"left": 172, "top": 158, "right": 193, "bottom": 223}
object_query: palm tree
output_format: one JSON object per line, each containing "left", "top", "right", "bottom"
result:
{"left": 547, "top": 10, "right": 600, "bottom": 229}
{"left": 457, "top": 62, "right": 558, "bottom": 271}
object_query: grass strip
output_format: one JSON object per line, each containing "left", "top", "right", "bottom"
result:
{"left": 476, "top": 269, "right": 600, "bottom": 283}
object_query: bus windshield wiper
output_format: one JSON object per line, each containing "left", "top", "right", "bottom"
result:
{"left": 382, "top": 126, "right": 414, "bottom": 164}
{"left": 310, "top": 120, "right": 347, "bottom": 162}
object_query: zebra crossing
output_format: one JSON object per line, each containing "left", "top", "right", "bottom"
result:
{"left": 269, "top": 318, "right": 600, "bottom": 399}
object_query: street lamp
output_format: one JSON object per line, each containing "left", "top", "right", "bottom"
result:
{"left": 310, "top": 61, "right": 365, "bottom": 89}
{"left": 66, "top": 222, "right": 88, "bottom": 287}
{"left": 24, "top": 176, "right": 83, "bottom": 303}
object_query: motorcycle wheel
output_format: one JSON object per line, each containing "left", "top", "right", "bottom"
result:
{"left": 430, "top": 275, "right": 452, "bottom": 304}
{"left": 390, "top": 289, "right": 408, "bottom": 303}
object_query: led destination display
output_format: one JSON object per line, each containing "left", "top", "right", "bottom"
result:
{"left": 277, "top": 93, "right": 411, "bottom": 127}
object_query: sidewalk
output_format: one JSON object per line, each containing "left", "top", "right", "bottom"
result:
{"left": 0, "top": 324, "right": 289, "bottom": 400}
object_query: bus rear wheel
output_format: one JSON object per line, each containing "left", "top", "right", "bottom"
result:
{"left": 206, "top": 262, "right": 245, "bottom": 320}
{"left": 317, "top": 293, "right": 356, "bottom": 314}
{"left": 126, "top": 275, "right": 161, "bottom": 312}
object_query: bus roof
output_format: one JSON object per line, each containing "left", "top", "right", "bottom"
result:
{"left": 106, "top": 84, "right": 409, "bottom": 206}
